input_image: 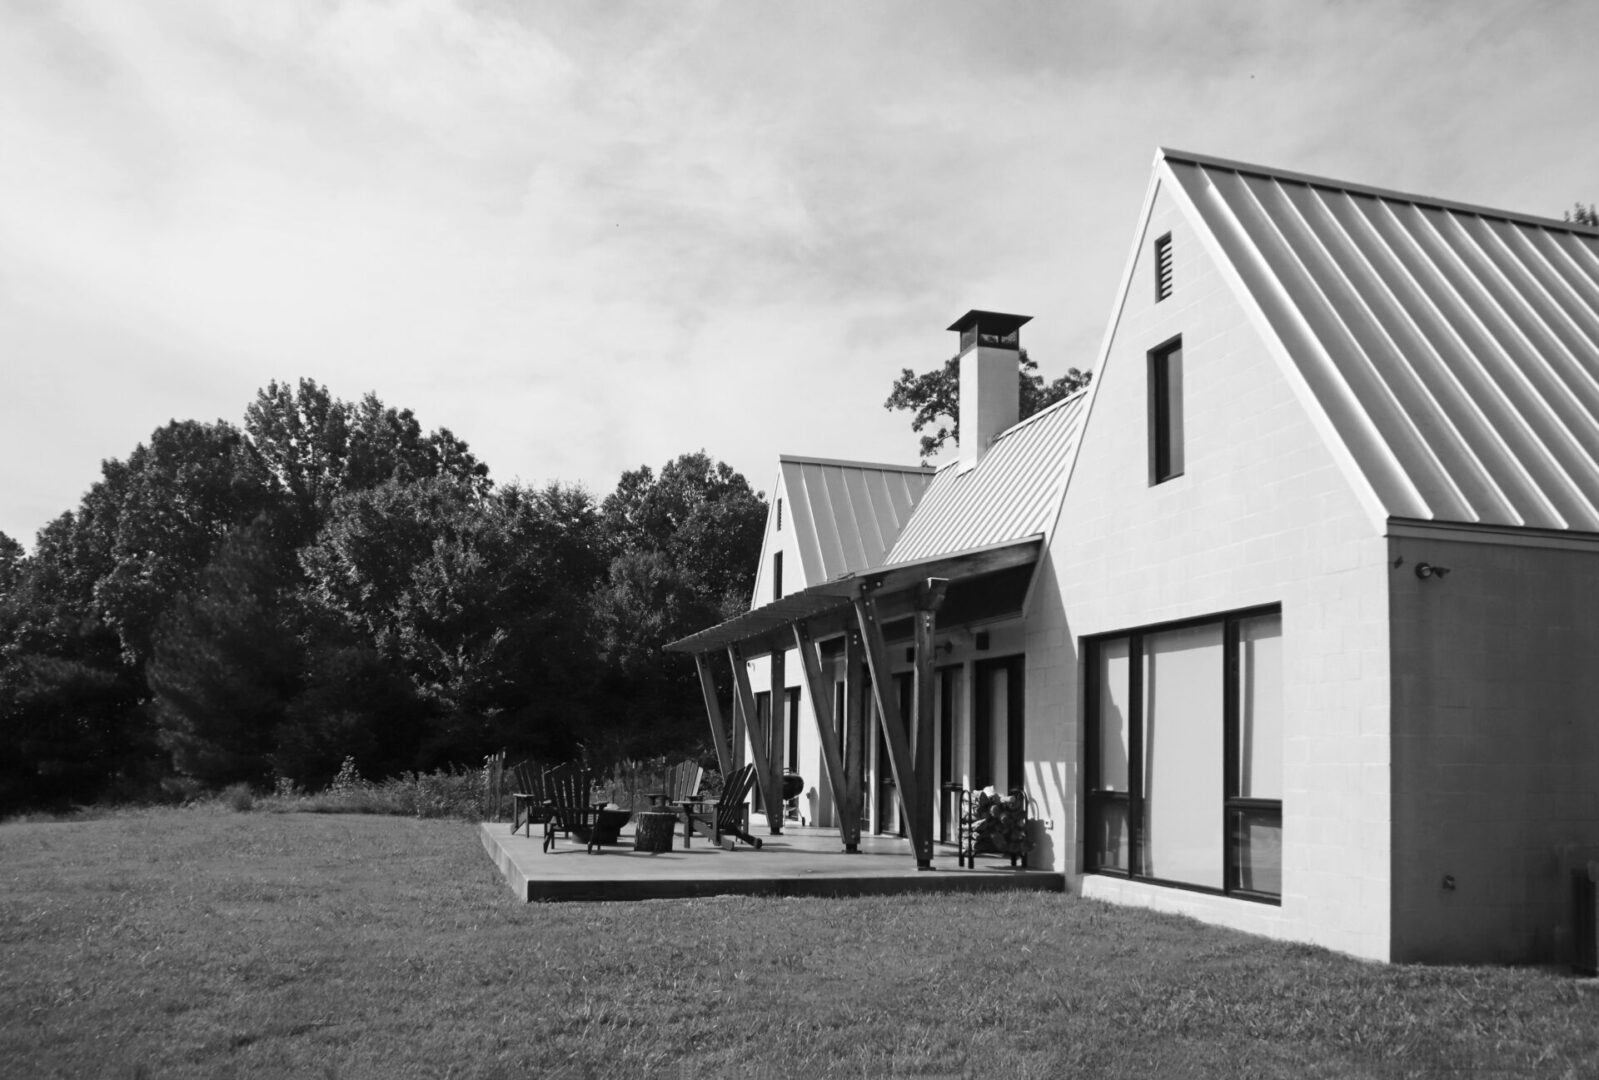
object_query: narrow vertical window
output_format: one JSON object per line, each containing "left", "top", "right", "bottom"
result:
{"left": 772, "top": 551, "right": 783, "bottom": 600}
{"left": 776, "top": 498, "right": 783, "bottom": 532}
{"left": 1149, "top": 338, "right": 1184, "bottom": 484}
{"left": 1154, "top": 233, "right": 1173, "bottom": 301}
{"left": 785, "top": 687, "right": 800, "bottom": 774}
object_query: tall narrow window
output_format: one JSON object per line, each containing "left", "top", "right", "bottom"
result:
{"left": 1149, "top": 338, "right": 1184, "bottom": 484}
{"left": 776, "top": 498, "right": 783, "bottom": 531}
{"left": 1229, "top": 612, "right": 1283, "bottom": 898}
{"left": 772, "top": 551, "right": 783, "bottom": 600}
{"left": 785, "top": 687, "right": 800, "bottom": 774}
{"left": 1154, "top": 233, "right": 1174, "bottom": 301}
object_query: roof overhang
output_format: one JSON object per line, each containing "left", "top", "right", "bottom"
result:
{"left": 664, "top": 535, "right": 1043, "bottom": 658}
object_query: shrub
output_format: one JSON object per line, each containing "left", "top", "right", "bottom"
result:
{"left": 221, "top": 782, "right": 256, "bottom": 813}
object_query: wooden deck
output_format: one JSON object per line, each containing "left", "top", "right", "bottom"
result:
{"left": 480, "top": 817, "right": 1066, "bottom": 902}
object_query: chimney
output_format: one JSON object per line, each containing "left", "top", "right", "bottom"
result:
{"left": 948, "top": 309, "right": 1031, "bottom": 471}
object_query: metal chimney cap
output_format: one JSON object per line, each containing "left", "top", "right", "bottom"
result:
{"left": 946, "top": 310, "right": 1032, "bottom": 335}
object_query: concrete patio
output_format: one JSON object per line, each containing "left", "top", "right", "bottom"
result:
{"left": 480, "top": 816, "right": 1067, "bottom": 902}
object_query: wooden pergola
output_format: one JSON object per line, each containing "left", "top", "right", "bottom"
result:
{"left": 664, "top": 536, "right": 1042, "bottom": 869}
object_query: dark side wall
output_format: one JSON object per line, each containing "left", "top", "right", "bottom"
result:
{"left": 1389, "top": 530, "right": 1599, "bottom": 963}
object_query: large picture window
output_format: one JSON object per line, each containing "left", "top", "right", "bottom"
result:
{"left": 1085, "top": 606, "right": 1282, "bottom": 903}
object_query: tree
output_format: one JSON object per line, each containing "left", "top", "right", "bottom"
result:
{"left": 92, "top": 420, "right": 278, "bottom": 666}
{"left": 600, "top": 452, "right": 767, "bottom": 621}
{"left": 884, "top": 350, "right": 1092, "bottom": 460}
{"left": 0, "top": 518, "right": 150, "bottom": 810}
{"left": 245, "top": 379, "right": 490, "bottom": 544}
{"left": 1566, "top": 203, "right": 1599, "bottom": 228}
{"left": 298, "top": 477, "right": 607, "bottom": 765}
{"left": 0, "top": 532, "right": 23, "bottom": 592}
{"left": 593, "top": 453, "right": 766, "bottom": 765}
{"left": 590, "top": 549, "right": 722, "bottom": 760}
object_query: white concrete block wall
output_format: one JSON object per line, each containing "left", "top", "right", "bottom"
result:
{"left": 1040, "top": 182, "right": 1394, "bottom": 960}
{"left": 1388, "top": 535, "right": 1599, "bottom": 963}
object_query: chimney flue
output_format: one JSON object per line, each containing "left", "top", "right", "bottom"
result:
{"left": 948, "top": 309, "right": 1031, "bottom": 472}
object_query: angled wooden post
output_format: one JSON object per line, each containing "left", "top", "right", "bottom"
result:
{"left": 727, "top": 644, "right": 779, "bottom": 827}
{"left": 852, "top": 591, "right": 929, "bottom": 867}
{"left": 843, "top": 628, "right": 865, "bottom": 853}
{"left": 911, "top": 578, "right": 948, "bottom": 870}
{"left": 793, "top": 621, "right": 856, "bottom": 850}
{"left": 693, "top": 653, "right": 734, "bottom": 777}
{"left": 768, "top": 646, "right": 787, "bottom": 834}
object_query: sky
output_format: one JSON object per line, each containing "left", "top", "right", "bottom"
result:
{"left": 3, "top": 0, "right": 1597, "bottom": 549}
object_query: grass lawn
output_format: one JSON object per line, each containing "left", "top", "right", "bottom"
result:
{"left": 2, "top": 809, "right": 1595, "bottom": 1079}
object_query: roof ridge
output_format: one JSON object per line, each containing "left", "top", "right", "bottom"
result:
{"left": 777, "top": 454, "right": 937, "bottom": 472}
{"left": 1158, "top": 146, "right": 1599, "bottom": 238}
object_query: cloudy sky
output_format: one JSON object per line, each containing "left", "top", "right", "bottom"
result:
{"left": 2, "top": 0, "right": 1596, "bottom": 547}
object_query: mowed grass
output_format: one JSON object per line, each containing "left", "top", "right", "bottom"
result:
{"left": 3, "top": 810, "right": 1596, "bottom": 1080}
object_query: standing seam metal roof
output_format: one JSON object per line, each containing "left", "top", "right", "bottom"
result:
{"left": 1164, "top": 150, "right": 1599, "bottom": 531}
{"left": 778, "top": 456, "right": 936, "bottom": 585}
{"left": 887, "top": 392, "right": 1086, "bottom": 563}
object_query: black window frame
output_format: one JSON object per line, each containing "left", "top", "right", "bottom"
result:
{"left": 1154, "top": 232, "right": 1173, "bottom": 302}
{"left": 772, "top": 550, "right": 783, "bottom": 601}
{"left": 1084, "top": 603, "right": 1283, "bottom": 905}
{"left": 1148, "top": 336, "right": 1184, "bottom": 485}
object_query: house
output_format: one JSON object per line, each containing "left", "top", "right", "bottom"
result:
{"left": 667, "top": 148, "right": 1599, "bottom": 965}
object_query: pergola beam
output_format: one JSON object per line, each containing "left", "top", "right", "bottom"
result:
{"left": 793, "top": 619, "right": 858, "bottom": 850}
{"left": 728, "top": 644, "right": 780, "bottom": 829}
{"left": 853, "top": 592, "right": 929, "bottom": 866}
{"left": 693, "top": 653, "right": 734, "bottom": 777}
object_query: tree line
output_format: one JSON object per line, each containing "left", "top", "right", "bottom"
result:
{"left": 0, "top": 380, "right": 764, "bottom": 811}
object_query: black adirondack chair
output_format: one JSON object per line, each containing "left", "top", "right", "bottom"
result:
{"left": 647, "top": 760, "right": 704, "bottom": 809}
{"left": 682, "top": 763, "right": 762, "bottom": 850}
{"left": 509, "top": 761, "right": 553, "bottom": 837}
{"left": 543, "top": 764, "right": 631, "bottom": 854}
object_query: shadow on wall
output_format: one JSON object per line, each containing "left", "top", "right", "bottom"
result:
{"left": 1024, "top": 758, "right": 1070, "bottom": 872}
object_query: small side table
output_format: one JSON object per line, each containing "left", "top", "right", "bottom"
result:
{"left": 633, "top": 810, "right": 677, "bottom": 853}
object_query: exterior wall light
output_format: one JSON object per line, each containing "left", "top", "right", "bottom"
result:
{"left": 1415, "top": 562, "right": 1451, "bottom": 580}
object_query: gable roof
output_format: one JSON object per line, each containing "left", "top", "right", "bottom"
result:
{"left": 776, "top": 456, "right": 936, "bottom": 585}
{"left": 1158, "top": 148, "right": 1599, "bottom": 532}
{"left": 887, "top": 391, "right": 1087, "bottom": 563}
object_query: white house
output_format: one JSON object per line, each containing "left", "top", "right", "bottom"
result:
{"left": 668, "top": 149, "right": 1599, "bottom": 965}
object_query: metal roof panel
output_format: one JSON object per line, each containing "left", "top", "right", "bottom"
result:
{"left": 1165, "top": 152, "right": 1599, "bottom": 532}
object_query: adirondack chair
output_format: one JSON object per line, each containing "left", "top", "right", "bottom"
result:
{"left": 648, "top": 759, "right": 704, "bottom": 809}
{"left": 682, "top": 763, "right": 762, "bottom": 850}
{"left": 509, "top": 761, "right": 553, "bottom": 837}
{"left": 543, "top": 764, "right": 632, "bottom": 854}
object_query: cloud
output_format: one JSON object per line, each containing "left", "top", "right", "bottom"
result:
{"left": 3, "top": 0, "right": 1598, "bottom": 546}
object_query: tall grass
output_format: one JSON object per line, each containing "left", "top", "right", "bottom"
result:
{"left": 257, "top": 757, "right": 491, "bottom": 820}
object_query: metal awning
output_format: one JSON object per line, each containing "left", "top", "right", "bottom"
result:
{"left": 664, "top": 534, "right": 1043, "bottom": 657}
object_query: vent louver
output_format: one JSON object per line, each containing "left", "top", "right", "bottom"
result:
{"left": 1155, "top": 233, "right": 1173, "bottom": 301}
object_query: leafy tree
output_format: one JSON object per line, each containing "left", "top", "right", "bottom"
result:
{"left": 91, "top": 420, "right": 278, "bottom": 665}
{"left": 0, "top": 519, "right": 149, "bottom": 810}
{"left": 884, "top": 350, "right": 1092, "bottom": 460}
{"left": 146, "top": 519, "right": 302, "bottom": 787}
{"left": 273, "top": 642, "right": 428, "bottom": 789}
{"left": 590, "top": 549, "right": 722, "bottom": 760}
{"left": 1566, "top": 203, "right": 1599, "bottom": 227}
{"left": 0, "top": 532, "right": 23, "bottom": 592}
{"left": 601, "top": 451, "right": 767, "bottom": 621}
{"left": 594, "top": 454, "right": 766, "bottom": 764}
{"left": 298, "top": 477, "right": 607, "bottom": 765}
{"left": 245, "top": 379, "right": 490, "bottom": 543}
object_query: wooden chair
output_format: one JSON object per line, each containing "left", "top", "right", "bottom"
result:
{"left": 509, "top": 761, "right": 553, "bottom": 837}
{"left": 682, "top": 764, "right": 762, "bottom": 850}
{"left": 543, "top": 765, "right": 632, "bottom": 854}
{"left": 648, "top": 760, "right": 704, "bottom": 809}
